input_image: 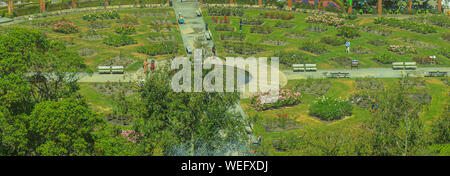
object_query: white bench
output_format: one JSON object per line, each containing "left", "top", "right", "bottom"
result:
{"left": 392, "top": 62, "right": 417, "bottom": 70}
{"left": 98, "top": 66, "right": 111, "bottom": 74}
{"left": 292, "top": 64, "right": 317, "bottom": 72}
{"left": 196, "top": 10, "right": 202, "bottom": 17}
{"left": 186, "top": 46, "right": 193, "bottom": 54}
{"left": 111, "top": 66, "right": 124, "bottom": 74}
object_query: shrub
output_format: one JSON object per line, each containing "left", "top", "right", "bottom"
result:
{"left": 274, "top": 51, "right": 312, "bottom": 66}
{"left": 336, "top": 24, "right": 360, "bottom": 38}
{"left": 137, "top": 41, "right": 177, "bottom": 56}
{"left": 250, "top": 89, "right": 302, "bottom": 111}
{"left": 53, "top": 22, "right": 79, "bottom": 34}
{"left": 442, "top": 33, "right": 450, "bottom": 41}
{"left": 309, "top": 96, "right": 353, "bottom": 121}
{"left": 300, "top": 40, "right": 328, "bottom": 54}
{"left": 103, "top": 35, "right": 137, "bottom": 47}
{"left": 82, "top": 10, "right": 120, "bottom": 21}
{"left": 306, "top": 14, "right": 344, "bottom": 26}
{"left": 373, "top": 52, "right": 398, "bottom": 64}
{"left": 115, "top": 24, "right": 136, "bottom": 35}
{"left": 388, "top": 45, "right": 417, "bottom": 55}
{"left": 320, "top": 36, "right": 345, "bottom": 46}
{"left": 214, "top": 24, "right": 234, "bottom": 32}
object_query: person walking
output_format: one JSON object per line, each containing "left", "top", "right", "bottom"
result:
{"left": 212, "top": 44, "right": 216, "bottom": 56}
{"left": 345, "top": 41, "right": 350, "bottom": 53}
{"left": 239, "top": 19, "right": 242, "bottom": 32}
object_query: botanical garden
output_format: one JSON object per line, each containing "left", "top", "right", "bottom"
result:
{"left": 0, "top": 0, "right": 449, "bottom": 156}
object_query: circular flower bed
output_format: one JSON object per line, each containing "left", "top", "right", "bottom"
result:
{"left": 250, "top": 89, "right": 302, "bottom": 111}
{"left": 309, "top": 96, "right": 353, "bottom": 121}
{"left": 53, "top": 22, "right": 79, "bottom": 34}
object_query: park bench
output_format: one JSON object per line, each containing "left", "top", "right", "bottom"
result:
{"left": 328, "top": 72, "right": 350, "bottom": 78}
{"left": 111, "top": 66, "right": 124, "bottom": 74}
{"left": 196, "top": 10, "right": 202, "bottom": 17}
{"left": 351, "top": 59, "right": 359, "bottom": 70}
{"left": 98, "top": 66, "right": 111, "bottom": 74}
{"left": 425, "top": 71, "right": 448, "bottom": 77}
{"left": 392, "top": 62, "right": 417, "bottom": 70}
{"left": 292, "top": 64, "right": 317, "bottom": 72}
{"left": 205, "top": 30, "right": 212, "bottom": 40}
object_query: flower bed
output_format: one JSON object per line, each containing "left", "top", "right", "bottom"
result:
{"left": 82, "top": 10, "right": 120, "bottom": 21}
{"left": 103, "top": 35, "right": 137, "bottom": 47}
{"left": 219, "top": 32, "right": 246, "bottom": 41}
{"left": 116, "top": 24, "right": 136, "bottom": 35}
{"left": 309, "top": 96, "right": 353, "bottom": 121}
{"left": 372, "top": 52, "right": 398, "bottom": 64}
{"left": 223, "top": 41, "right": 265, "bottom": 55}
{"left": 79, "top": 29, "right": 102, "bottom": 40}
{"left": 274, "top": 21, "right": 295, "bottom": 29}
{"left": 137, "top": 41, "right": 177, "bottom": 56}
{"left": 355, "top": 79, "right": 384, "bottom": 90}
{"left": 351, "top": 45, "right": 373, "bottom": 55}
{"left": 300, "top": 40, "right": 328, "bottom": 55}
{"left": 214, "top": 24, "right": 234, "bottom": 32}
{"left": 261, "top": 39, "right": 288, "bottom": 46}
{"left": 250, "top": 89, "right": 302, "bottom": 111}
{"left": 293, "top": 79, "right": 330, "bottom": 97}
{"left": 413, "top": 55, "right": 441, "bottom": 65}
{"left": 388, "top": 45, "right": 417, "bottom": 55}
{"left": 147, "top": 33, "right": 175, "bottom": 42}
{"left": 53, "top": 22, "right": 79, "bottom": 34}
{"left": 241, "top": 16, "right": 264, "bottom": 25}
{"left": 336, "top": 24, "right": 360, "bottom": 39}
{"left": 250, "top": 26, "right": 273, "bottom": 34}
{"left": 211, "top": 16, "right": 230, "bottom": 24}
{"left": 78, "top": 48, "right": 98, "bottom": 57}
{"left": 320, "top": 36, "right": 345, "bottom": 46}
{"left": 207, "top": 7, "right": 244, "bottom": 17}
{"left": 374, "top": 17, "right": 436, "bottom": 34}
{"left": 361, "top": 25, "right": 392, "bottom": 36}
{"left": 262, "top": 113, "right": 302, "bottom": 132}
{"left": 260, "top": 12, "right": 294, "bottom": 20}
{"left": 274, "top": 51, "right": 312, "bottom": 66}
{"left": 304, "top": 24, "right": 328, "bottom": 33}
{"left": 368, "top": 39, "right": 388, "bottom": 46}
{"left": 305, "top": 14, "right": 344, "bottom": 26}
{"left": 285, "top": 31, "right": 308, "bottom": 39}
{"left": 331, "top": 56, "right": 352, "bottom": 66}
{"left": 99, "top": 56, "right": 137, "bottom": 69}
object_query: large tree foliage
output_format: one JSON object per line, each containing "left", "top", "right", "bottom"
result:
{"left": 133, "top": 64, "right": 249, "bottom": 156}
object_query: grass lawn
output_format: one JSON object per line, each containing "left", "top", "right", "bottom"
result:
{"left": 202, "top": 8, "right": 450, "bottom": 69}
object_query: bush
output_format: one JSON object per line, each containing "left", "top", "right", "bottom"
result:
{"left": 306, "top": 14, "right": 344, "bottom": 26}
{"left": 103, "top": 35, "right": 137, "bottom": 47}
{"left": 300, "top": 40, "right": 328, "bottom": 54}
{"left": 250, "top": 26, "right": 273, "bottom": 34}
{"left": 82, "top": 10, "right": 120, "bottom": 21}
{"left": 115, "top": 24, "right": 136, "bottom": 35}
{"left": 274, "top": 51, "right": 311, "bottom": 66}
{"left": 53, "top": 22, "right": 79, "bottom": 34}
{"left": 309, "top": 96, "right": 353, "bottom": 121}
{"left": 373, "top": 52, "right": 398, "bottom": 64}
{"left": 336, "top": 24, "right": 360, "bottom": 39}
{"left": 137, "top": 42, "right": 177, "bottom": 56}
{"left": 388, "top": 45, "right": 417, "bottom": 55}
{"left": 207, "top": 7, "right": 244, "bottom": 17}
{"left": 374, "top": 17, "right": 436, "bottom": 34}
{"left": 250, "top": 89, "right": 302, "bottom": 111}
{"left": 442, "top": 33, "right": 450, "bottom": 41}
{"left": 320, "top": 36, "right": 345, "bottom": 46}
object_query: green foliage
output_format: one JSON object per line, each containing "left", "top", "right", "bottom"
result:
{"left": 431, "top": 105, "right": 450, "bottom": 144}
{"left": 273, "top": 51, "right": 312, "bottom": 66}
{"left": 320, "top": 36, "right": 345, "bottom": 46}
{"left": 115, "top": 24, "right": 136, "bottom": 35}
{"left": 300, "top": 40, "right": 328, "bottom": 54}
{"left": 207, "top": 7, "right": 244, "bottom": 17}
{"left": 136, "top": 41, "right": 177, "bottom": 56}
{"left": 309, "top": 96, "right": 353, "bottom": 121}
{"left": 82, "top": 11, "right": 120, "bottom": 21}
{"left": 373, "top": 52, "right": 399, "bottom": 64}
{"left": 53, "top": 22, "right": 79, "bottom": 34}
{"left": 374, "top": 17, "right": 436, "bottom": 34}
{"left": 103, "top": 35, "right": 137, "bottom": 47}
{"left": 336, "top": 24, "right": 360, "bottom": 39}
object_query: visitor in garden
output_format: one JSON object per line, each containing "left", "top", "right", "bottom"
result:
{"left": 143, "top": 59, "right": 148, "bottom": 71}
{"left": 151, "top": 60, "right": 155, "bottom": 71}
{"left": 239, "top": 19, "right": 242, "bottom": 32}
{"left": 212, "top": 44, "right": 216, "bottom": 56}
{"left": 345, "top": 41, "right": 350, "bottom": 53}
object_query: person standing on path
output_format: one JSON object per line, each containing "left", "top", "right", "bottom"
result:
{"left": 345, "top": 41, "right": 350, "bottom": 53}
{"left": 239, "top": 19, "right": 243, "bottom": 32}
{"left": 212, "top": 44, "right": 216, "bottom": 56}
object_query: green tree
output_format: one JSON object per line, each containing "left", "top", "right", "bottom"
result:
{"left": 133, "top": 65, "right": 248, "bottom": 156}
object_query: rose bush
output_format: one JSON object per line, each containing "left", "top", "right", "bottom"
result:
{"left": 250, "top": 89, "right": 302, "bottom": 111}
{"left": 116, "top": 24, "right": 136, "bottom": 35}
{"left": 53, "top": 22, "right": 79, "bottom": 34}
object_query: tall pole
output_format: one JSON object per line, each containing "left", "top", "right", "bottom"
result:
{"left": 377, "top": 0, "right": 382, "bottom": 15}
{"left": 73, "top": 0, "right": 77, "bottom": 8}
{"left": 288, "top": 0, "right": 292, "bottom": 8}
{"left": 408, "top": 0, "right": 411, "bottom": 12}
{"left": 105, "top": 0, "right": 109, "bottom": 6}
{"left": 230, "top": 0, "right": 233, "bottom": 4}
{"left": 438, "top": 0, "right": 442, "bottom": 12}
{"left": 8, "top": 0, "right": 14, "bottom": 15}
{"left": 258, "top": 0, "right": 262, "bottom": 6}
{"left": 347, "top": 0, "right": 352, "bottom": 14}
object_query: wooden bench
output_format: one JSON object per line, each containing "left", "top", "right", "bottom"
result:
{"left": 111, "top": 66, "right": 124, "bottom": 74}
{"left": 328, "top": 72, "right": 350, "bottom": 78}
{"left": 292, "top": 64, "right": 317, "bottom": 72}
{"left": 425, "top": 71, "right": 448, "bottom": 77}
{"left": 392, "top": 62, "right": 417, "bottom": 70}
{"left": 196, "top": 10, "right": 202, "bottom": 17}
{"left": 98, "top": 66, "right": 111, "bottom": 74}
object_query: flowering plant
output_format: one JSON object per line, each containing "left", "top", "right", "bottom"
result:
{"left": 211, "top": 16, "right": 230, "bottom": 24}
{"left": 116, "top": 24, "right": 136, "bottom": 35}
{"left": 53, "top": 22, "right": 79, "bottom": 34}
{"left": 309, "top": 96, "right": 353, "bottom": 121}
{"left": 250, "top": 89, "right": 302, "bottom": 111}
{"left": 336, "top": 24, "right": 360, "bottom": 38}
{"left": 388, "top": 45, "right": 417, "bottom": 55}
{"left": 306, "top": 14, "right": 344, "bottom": 26}
{"left": 120, "top": 130, "right": 144, "bottom": 143}
{"left": 261, "top": 12, "right": 293, "bottom": 20}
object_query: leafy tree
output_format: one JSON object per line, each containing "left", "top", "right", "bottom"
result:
{"left": 367, "top": 84, "right": 426, "bottom": 156}
{"left": 133, "top": 64, "right": 248, "bottom": 156}
{"left": 431, "top": 105, "right": 449, "bottom": 144}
